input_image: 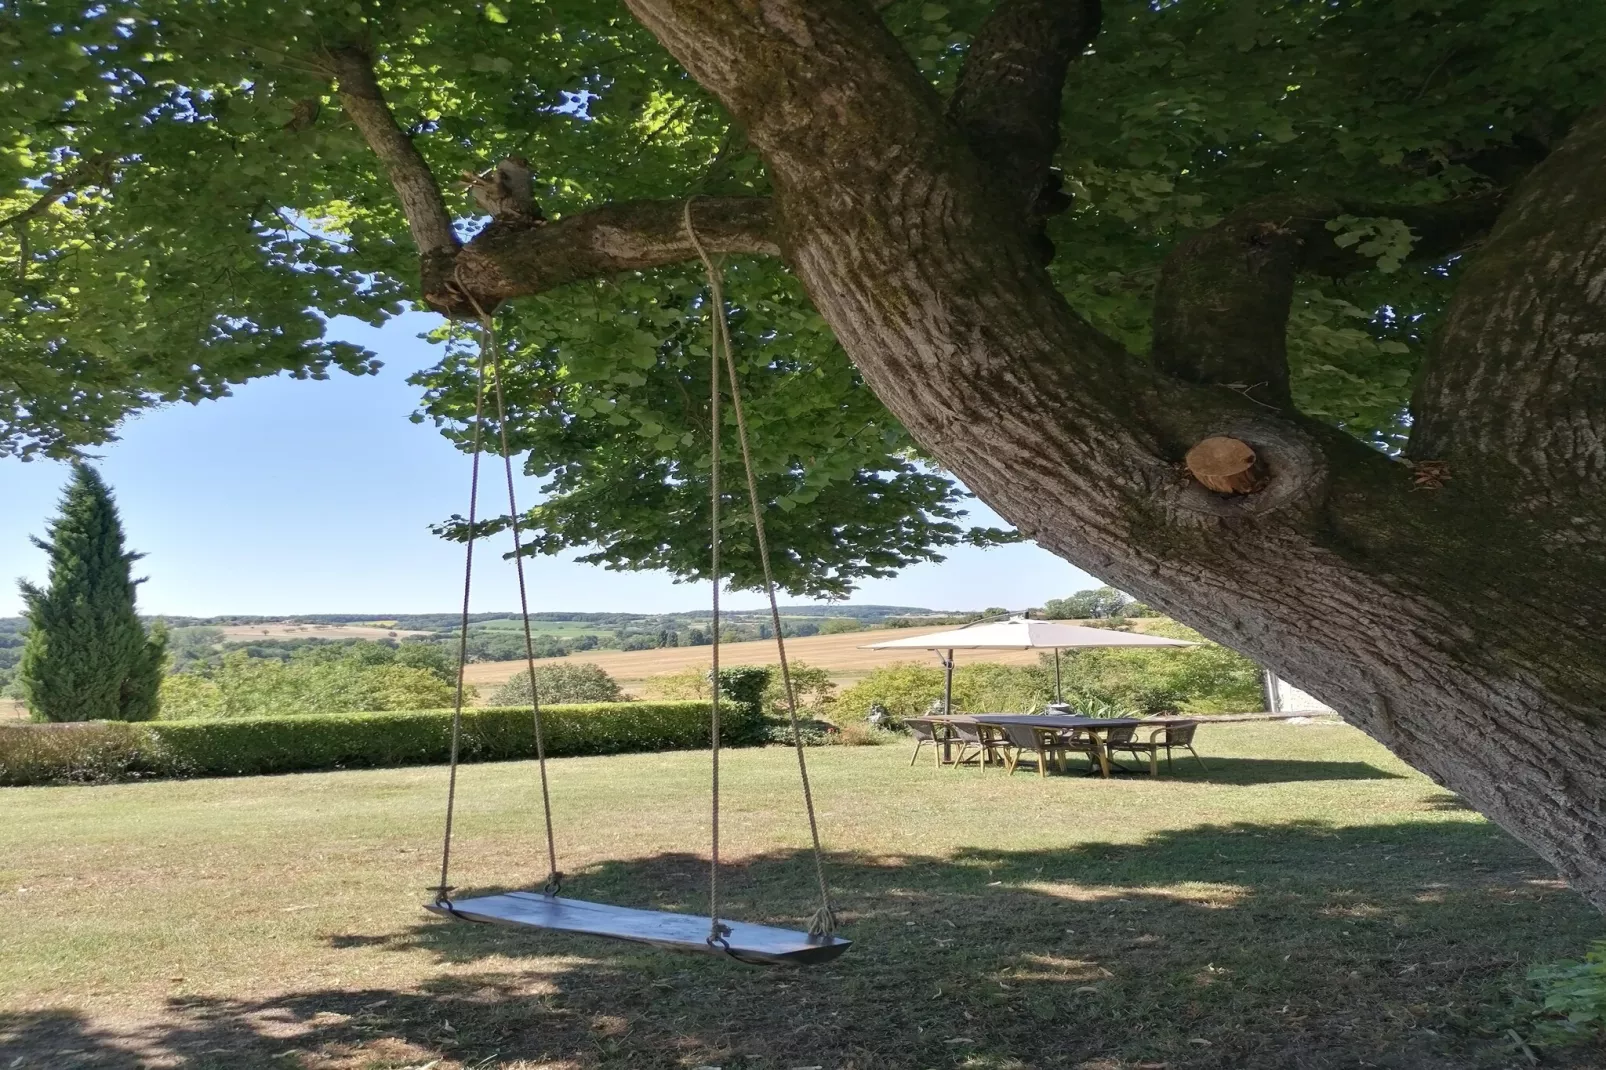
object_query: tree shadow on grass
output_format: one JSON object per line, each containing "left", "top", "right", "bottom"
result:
{"left": 4, "top": 820, "right": 1603, "bottom": 1070}
{"left": 1099, "top": 757, "right": 1404, "bottom": 784}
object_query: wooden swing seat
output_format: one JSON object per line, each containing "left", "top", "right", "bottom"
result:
{"left": 426, "top": 891, "right": 851, "bottom": 966}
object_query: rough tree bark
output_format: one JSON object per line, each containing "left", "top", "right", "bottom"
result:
{"left": 335, "top": 0, "right": 1606, "bottom": 908}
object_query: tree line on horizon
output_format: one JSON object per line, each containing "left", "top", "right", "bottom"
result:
{"left": 4, "top": 465, "right": 1164, "bottom": 722}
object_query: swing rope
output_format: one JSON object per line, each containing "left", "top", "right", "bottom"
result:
{"left": 479, "top": 296, "right": 563, "bottom": 895}
{"left": 684, "top": 198, "right": 839, "bottom": 939}
{"left": 705, "top": 239, "right": 728, "bottom": 947}
{"left": 433, "top": 331, "right": 488, "bottom": 906}
{"left": 432, "top": 211, "right": 838, "bottom": 948}
{"left": 436, "top": 283, "right": 563, "bottom": 905}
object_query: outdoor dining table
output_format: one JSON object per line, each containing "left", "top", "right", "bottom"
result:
{"left": 927, "top": 713, "right": 1148, "bottom": 778}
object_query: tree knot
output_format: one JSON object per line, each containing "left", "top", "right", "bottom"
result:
{"left": 1164, "top": 421, "right": 1329, "bottom": 522}
{"left": 1186, "top": 436, "right": 1269, "bottom": 495}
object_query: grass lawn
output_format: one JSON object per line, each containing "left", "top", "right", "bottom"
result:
{"left": 1, "top": 722, "right": 1602, "bottom": 1069}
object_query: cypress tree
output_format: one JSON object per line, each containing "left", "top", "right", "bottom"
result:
{"left": 17, "top": 464, "right": 166, "bottom": 722}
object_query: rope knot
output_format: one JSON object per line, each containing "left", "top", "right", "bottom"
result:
{"left": 807, "top": 905, "right": 839, "bottom": 939}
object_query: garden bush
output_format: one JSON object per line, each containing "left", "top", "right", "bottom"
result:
{"left": 713, "top": 665, "right": 770, "bottom": 744}
{"left": 762, "top": 660, "right": 837, "bottom": 719}
{"left": 0, "top": 721, "right": 159, "bottom": 784}
{"left": 489, "top": 662, "right": 625, "bottom": 706}
{"left": 158, "top": 650, "right": 458, "bottom": 719}
{"left": 835, "top": 663, "right": 1056, "bottom": 723}
{"left": 1047, "top": 621, "right": 1263, "bottom": 714}
{"left": 833, "top": 622, "right": 1265, "bottom": 724}
{"left": 0, "top": 701, "right": 714, "bottom": 785}
{"left": 835, "top": 663, "right": 948, "bottom": 723}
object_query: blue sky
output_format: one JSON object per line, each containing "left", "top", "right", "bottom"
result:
{"left": 0, "top": 314, "right": 1097, "bottom": 618}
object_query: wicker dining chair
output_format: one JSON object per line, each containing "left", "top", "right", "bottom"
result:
{"left": 1106, "top": 720, "right": 1209, "bottom": 776}
{"left": 992, "top": 722, "right": 1100, "bottom": 777}
{"left": 905, "top": 717, "right": 950, "bottom": 767}
{"left": 995, "top": 722, "right": 1053, "bottom": 776}
{"left": 1057, "top": 725, "right": 1113, "bottom": 777}
{"left": 947, "top": 718, "right": 1011, "bottom": 770}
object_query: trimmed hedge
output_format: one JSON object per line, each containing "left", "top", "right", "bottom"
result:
{"left": 0, "top": 701, "right": 720, "bottom": 786}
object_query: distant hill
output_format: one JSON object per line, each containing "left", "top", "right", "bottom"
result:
{"left": 0, "top": 606, "right": 980, "bottom": 675}
{"left": 0, "top": 604, "right": 957, "bottom": 632}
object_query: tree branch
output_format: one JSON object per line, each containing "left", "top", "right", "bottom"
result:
{"left": 0, "top": 153, "right": 114, "bottom": 229}
{"left": 1152, "top": 193, "right": 1507, "bottom": 409}
{"left": 430, "top": 196, "right": 779, "bottom": 314}
{"left": 325, "top": 43, "right": 777, "bottom": 312}
{"left": 327, "top": 46, "right": 459, "bottom": 268}
{"left": 947, "top": 0, "right": 1101, "bottom": 258}
{"left": 1409, "top": 99, "right": 1606, "bottom": 504}
{"left": 1151, "top": 195, "right": 1338, "bottom": 409}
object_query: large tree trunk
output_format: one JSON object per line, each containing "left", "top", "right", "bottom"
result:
{"left": 624, "top": 0, "right": 1606, "bottom": 909}
{"left": 334, "top": 0, "right": 1606, "bottom": 908}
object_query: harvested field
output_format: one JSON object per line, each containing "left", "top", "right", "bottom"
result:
{"left": 214, "top": 623, "right": 430, "bottom": 641}
{"left": 461, "top": 625, "right": 1042, "bottom": 695}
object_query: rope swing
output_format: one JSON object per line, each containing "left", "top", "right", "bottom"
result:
{"left": 683, "top": 198, "right": 838, "bottom": 941}
{"left": 424, "top": 208, "right": 847, "bottom": 966}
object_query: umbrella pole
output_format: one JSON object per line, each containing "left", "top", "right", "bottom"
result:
{"left": 944, "top": 649, "right": 954, "bottom": 716}
{"left": 1054, "top": 649, "right": 1062, "bottom": 703}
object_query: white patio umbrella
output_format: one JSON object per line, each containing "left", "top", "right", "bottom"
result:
{"left": 865, "top": 616, "right": 1196, "bottom": 714}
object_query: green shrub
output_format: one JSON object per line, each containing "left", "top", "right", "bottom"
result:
{"left": 490, "top": 662, "right": 625, "bottom": 706}
{"left": 833, "top": 624, "right": 1263, "bottom": 723}
{"left": 0, "top": 721, "right": 162, "bottom": 784}
{"left": 715, "top": 666, "right": 770, "bottom": 744}
{"left": 1044, "top": 621, "right": 1263, "bottom": 715}
{"left": 1064, "top": 689, "right": 1136, "bottom": 718}
{"left": 651, "top": 666, "right": 714, "bottom": 700}
{"left": 1529, "top": 940, "right": 1606, "bottom": 1045}
{"left": 0, "top": 701, "right": 715, "bottom": 785}
{"left": 836, "top": 663, "right": 948, "bottom": 723}
{"left": 836, "top": 663, "right": 1054, "bottom": 723}
{"left": 159, "top": 673, "right": 226, "bottom": 718}
{"left": 955, "top": 662, "right": 1054, "bottom": 713}
{"left": 759, "top": 719, "right": 838, "bottom": 746}
{"left": 160, "top": 651, "right": 460, "bottom": 719}
{"left": 763, "top": 660, "right": 836, "bottom": 719}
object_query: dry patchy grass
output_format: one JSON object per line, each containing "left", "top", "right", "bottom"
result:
{"left": 1, "top": 723, "right": 1602, "bottom": 1069}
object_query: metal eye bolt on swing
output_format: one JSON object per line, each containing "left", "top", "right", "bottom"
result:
{"left": 423, "top": 201, "right": 851, "bottom": 967}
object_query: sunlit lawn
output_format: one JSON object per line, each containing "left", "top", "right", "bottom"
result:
{"left": 2, "top": 722, "right": 1602, "bottom": 1069}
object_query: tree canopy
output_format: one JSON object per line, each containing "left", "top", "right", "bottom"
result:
{"left": 7, "top": 0, "right": 1606, "bottom": 903}
{"left": 6, "top": 0, "right": 1598, "bottom": 592}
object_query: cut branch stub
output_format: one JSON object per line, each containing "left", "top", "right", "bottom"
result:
{"left": 1186, "top": 436, "right": 1268, "bottom": 495}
